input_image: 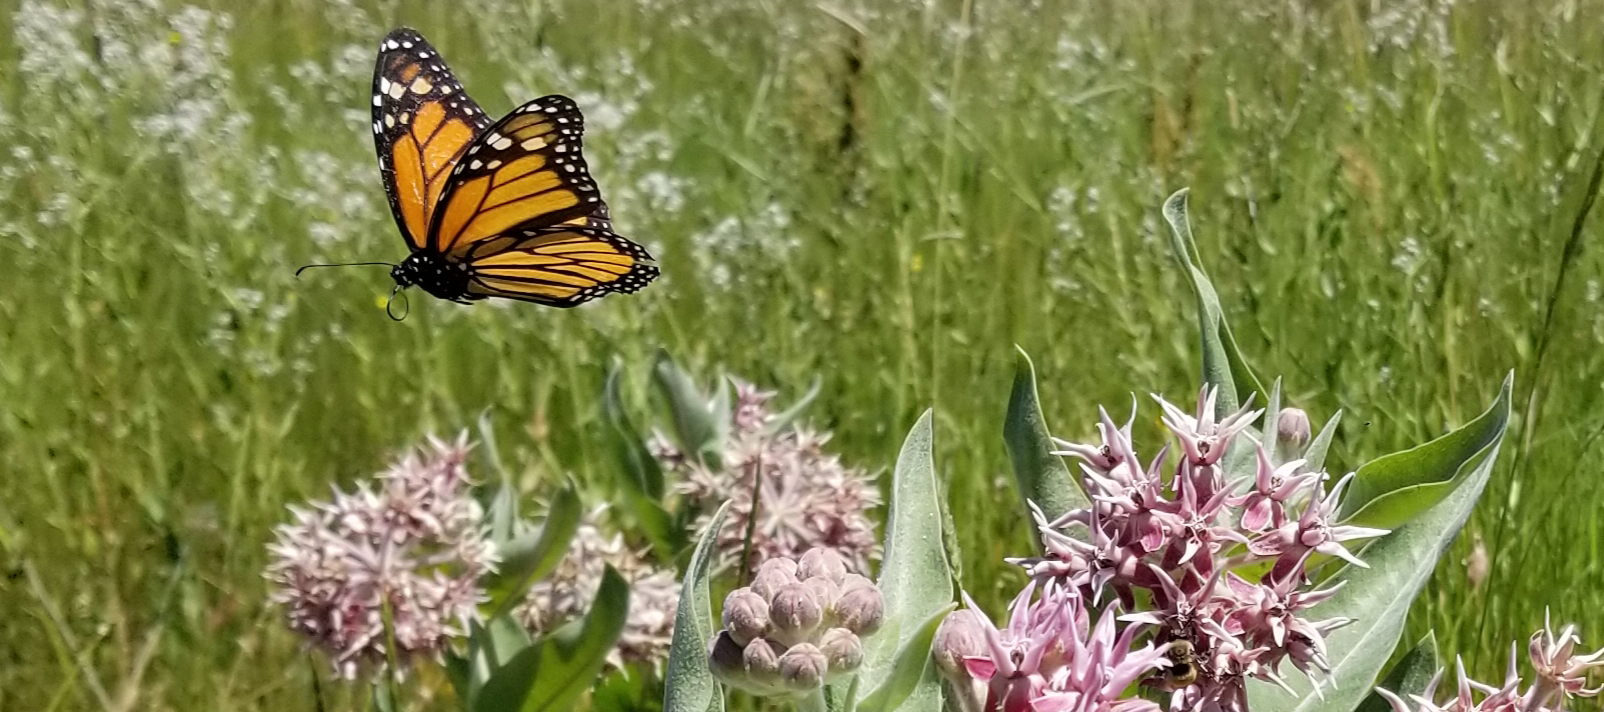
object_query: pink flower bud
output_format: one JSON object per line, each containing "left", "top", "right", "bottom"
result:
{"left": 708, "top": 630, "right": 748, "bottom": 686}
{"left": 803, "top": 575, "right": 840, "bottom": 616}
{"left": 779, "top": 643, "right": 828, "bottom": 690}
{"left": 833, "top": 581, "right": 884, "bottom": 636}
{"left": 838, "top": 573, "right": 875, "bottom": 595}
{"left": 769, "top": 583, "right": 824, "bottom": 646}
{"left": 751, "top": 558, "right": 799, "bottom": 601}
{"left": 932, "top": 609, "right": 987, "bottom": 681}
{"left": 798, "top": 548, "right": 849, "bottom": 582}
{"left": 1277, "top": 408, "right": 1312, "bottom": 455}
{"left": 743, "top": 636, "right": 782, "bottom": 685}
{"left": 722, "top": 588, "right": 770, "bottom": 646}
{"left": 819, "top": 627, "right": 863, "bottom": 676}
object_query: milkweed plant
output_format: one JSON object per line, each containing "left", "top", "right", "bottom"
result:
{"left": 263, "top": 191, "right": 1593, "bottom": 712}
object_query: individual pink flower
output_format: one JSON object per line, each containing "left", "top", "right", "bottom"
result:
{"left": 1052, "top": 402, "right": 1143, "bottom": 477}
{"left": 1227, "top": 443, "right": 1316, "bottom": 533}
{"left": 1528, "top": 610, "right": 1604, "bottom": 707}
{"left": 1247, "top": 472, "right": 1388, "bottom": 584}
{"left": 1155, "top": 386, "right": 1262, "bottom": 467}
{"left": 1220, "top": 573, "right": 1348, "bottom": 678}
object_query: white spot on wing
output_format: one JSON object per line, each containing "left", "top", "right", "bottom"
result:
{"left": 489, "top": 135, "right": 513, "bottom": 150}
{"left": 410, "top": 76, "right": 433, "bottom": 94}
{"left": 521, "top": 137, "right": 547, "bottom": 150}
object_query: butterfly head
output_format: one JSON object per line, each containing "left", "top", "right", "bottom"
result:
{"left": 392, "top": 251, "right": 472, "bottom": 303}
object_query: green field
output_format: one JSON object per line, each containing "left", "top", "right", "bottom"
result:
{"left": 2, "top": 0, "right": 1602, "bottom": 709}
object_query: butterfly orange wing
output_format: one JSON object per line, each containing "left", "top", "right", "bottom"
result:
{"left": 425, "top": 95, "right": 607, "bottom": 255}
{"left": 462, "top": 225, "right": 660, "bottom": 308}
{"left": 371, "top": 28, "right": 491, "bottom": 252}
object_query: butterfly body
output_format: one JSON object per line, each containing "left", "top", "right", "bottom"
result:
{"left": 367, "top": 28, "right": 658, "bottom": 309}
{"left": 392, "top": 251, "right": 472, "bottom": 303}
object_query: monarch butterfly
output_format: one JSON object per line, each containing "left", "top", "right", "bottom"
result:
{"left": 303, "top": 28, "right": 658, "bottom": 315}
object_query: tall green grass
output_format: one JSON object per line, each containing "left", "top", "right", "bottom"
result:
{"left": 1, "top": 0, "right": 1601, "bottom": 709}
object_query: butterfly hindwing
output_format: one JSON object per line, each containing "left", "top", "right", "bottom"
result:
{"left": 426, "top": 94, "right": 605, "bottom": 255}
{"left": 462, "top": 225, "right": 659, "bottom": 308}
{"left": 372, "top": 28, "right": 491, "bottom": 252}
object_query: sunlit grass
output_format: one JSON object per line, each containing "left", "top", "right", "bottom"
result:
{"left": 1, "top": 0, "right": 1602, "bottom": 709}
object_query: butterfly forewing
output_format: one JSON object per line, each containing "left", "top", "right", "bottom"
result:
{"left": 371, "top": 28, "right": 491, "bottom": 251}
{"left": 462, "top": 225, "right": 660, "bottom": 308}
{"left": 426, "top": 94, "right": 605, "bottom": 255}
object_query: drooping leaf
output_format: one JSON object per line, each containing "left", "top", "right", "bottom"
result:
{"left": 371, "top": 680, "right": 396, "bottom": 712}
{"left": 663, "top": 502, "right": 732, "bottom": 712}
{"left": 860, "top": 410, "right": 953, "bottom": 712}
{"left": 461, "top": 615, "right": 538, "bottom": 706}
{"left": 478, "top": 410, "right": 517, "bottom": 545}
{"left": 1243, "top": 373, "right": 1512, "bottom": 712}
{"left": 1160, "top": 188, "right": 1266, "bottom": 419}
{"left": 763, "top": 375, "right": 824, "bottom": 436}
{"left": 474, "top": 567, "right": 630, "bottom": 712}
{"left": 487, "top": 481, "right": 582, "bottom": 617}
{"left": 1355, "top": 633, "right": 1441, "bottom": 712}
{"left": 653, "top": 350, "right": 725, "bottom": 470}
{"left": 1003, "top": 347, "right": 1089, "bottom": 525}
{"left": 604, "top": 362, "right": 665, "bottom": 499}
{"left": 855, "top": 603, "right": 956, "bottom": 712}
{"left": 603, "top": 362, "right": 683, "bottom": 559}
{"left": 1338, "top": 375, "right": 1514, "bottom": 530}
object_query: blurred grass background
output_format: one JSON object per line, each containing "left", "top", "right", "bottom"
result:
{"left": 0, "top": 0, "right": 1601, "bottom": 709}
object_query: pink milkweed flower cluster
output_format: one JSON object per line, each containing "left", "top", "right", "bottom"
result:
{"left": 265, "top": 434, "right": 498, "bottom": 680}
{"left": 656, "top": 379, "right": 881, "bottom": 574}
{"left": 1013, "top": 387, "right": 1387, "bottom": 711}
{"left": 1376, "top": 614, "right": 1604, "bottom": 712}
{"left": 933, "top": 580, "right": 1171, "bottom": 712}
{"left": 514, "top": 508, "right": 680, "bottom": 672}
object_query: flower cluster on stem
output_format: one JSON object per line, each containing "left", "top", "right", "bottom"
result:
{"left": 265, "top": 434, "right": 497, "bottom": 680}
{"left": 1010, "top": 387, "right": 1386, "bottom": 711}
{"left": 655, "top": 379, "right": 881, "bottom": 573}
{"left": 513, "top": 507, "right": 680, "bottom": 672}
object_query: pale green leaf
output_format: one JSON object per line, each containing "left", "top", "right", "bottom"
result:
{"left": 1004, "top": 347, "right": 1089, "bottom": 525}
{"left": 1243, "top": 374, "right": 1511, "bottom": 712}
{"left": 663, "top": 502, "right": 733, "bottom": 712}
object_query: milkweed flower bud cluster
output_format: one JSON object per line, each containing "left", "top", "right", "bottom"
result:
{"left": 1005, "top": 387, "right": 1387, "bottom": 711}
{"left": 513, "top": 508, "right": 680, "bottom": 671}
{"left": 656, "top": 379, "right": 881, "bottom": 573}
{"left": 933, "top": 580, "right": 1171, "bottom": 712}
{"left": 265, "top": 434, "right": 497, "bottom": 680}
{"left": 1375, "top": 613, "right": 1604, "bottom": 712}
{"left": 708, "top": 549, "right": 882, "bottom": 696}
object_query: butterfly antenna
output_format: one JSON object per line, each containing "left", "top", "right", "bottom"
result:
{"left": 294, "top": 261, "right": 396, "bottom": 277}
{"left": 386, "top": 287, "right": 410, "bottom": 321}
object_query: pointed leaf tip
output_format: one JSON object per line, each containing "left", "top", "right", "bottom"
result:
{"left": 1003, "top": 347, "right": 1088, "bottom": 525}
